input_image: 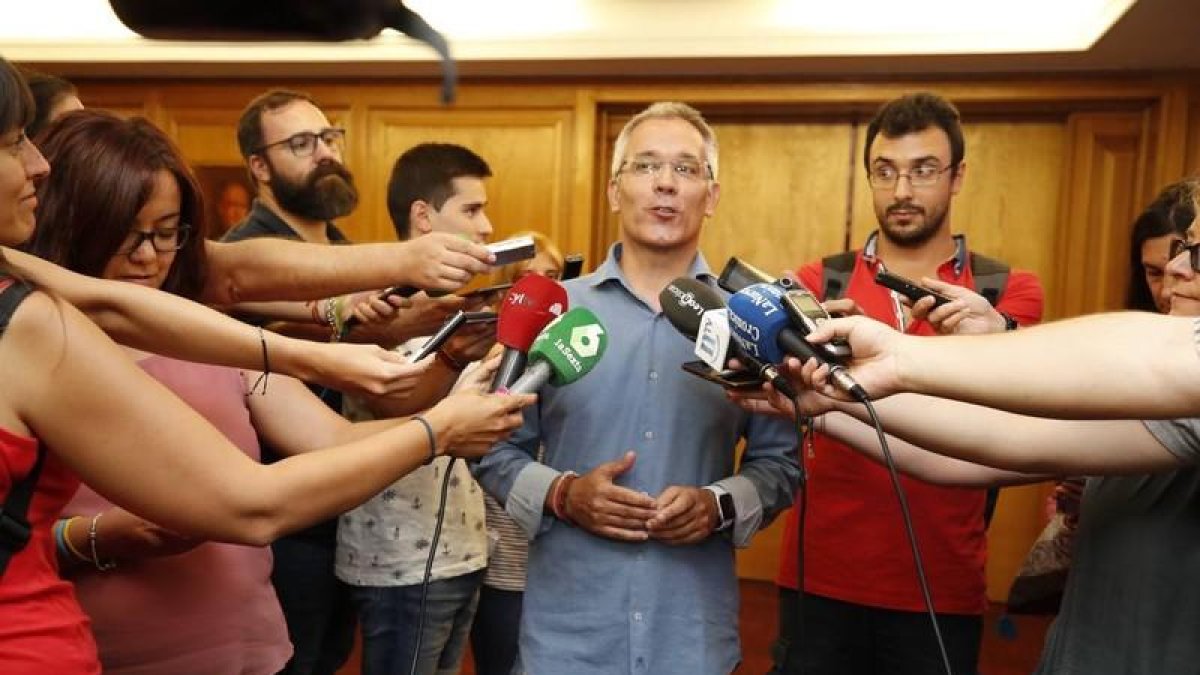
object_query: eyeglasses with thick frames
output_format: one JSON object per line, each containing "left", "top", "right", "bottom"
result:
{"left": 867, "top": 163, "right": 955, "bottom": 190}
{"left": 116, "top": 224, "right": 191, "bottom": 258}
{"left": 617, "top": 157, "right": 712, "bottom": 181}
{"left": 1169, "top": 238, "right": 1200, "bottom": 273}
{"left": 253, "top": 128, "right": 346, "bottom": 158}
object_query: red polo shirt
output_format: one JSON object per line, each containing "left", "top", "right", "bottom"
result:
{"left": 777, "top": 233, "right": 1044, "bottom": 614}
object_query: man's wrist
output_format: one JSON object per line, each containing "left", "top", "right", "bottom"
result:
{"left": 997, "top": 311, "right": 1019, "bottom": 332}
{"left": 702, "top": 485, "right": 734, "bottom": 532}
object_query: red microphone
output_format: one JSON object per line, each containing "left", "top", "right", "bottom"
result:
{"left": 490, "top": 274, "right": 568, "bottom": 391}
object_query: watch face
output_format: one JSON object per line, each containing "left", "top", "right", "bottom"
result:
{"left": 719, "top": 492, "right": 736, "bottom": 523}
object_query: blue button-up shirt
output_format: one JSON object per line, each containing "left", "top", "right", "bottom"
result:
{"left": 474, "top": 243, "right": 800, "bottom": 675}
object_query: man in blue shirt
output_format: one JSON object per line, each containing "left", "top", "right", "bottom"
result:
{"left": 475, "top": 101, "right": 800, "bottom": 675}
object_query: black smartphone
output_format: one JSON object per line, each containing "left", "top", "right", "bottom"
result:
{"left": 463, "top": 311, "right": 498, "bottom": 324}
{"left": 681, "top": 360, "right": 762, "bottom": 390}
{"left": 461, "top": 281, "right": 514, "bottom": 301}
{"left": 560, "top": 254, "right": 584, "bottom": 281}
{"left": 718, "top": 257, "right": 775, "bottom": 294}
{"left": 874, "top": 269, "right": 952, "bottom": 308}
{"left": 410, "top": 311, "right": 468, "bottom": 362}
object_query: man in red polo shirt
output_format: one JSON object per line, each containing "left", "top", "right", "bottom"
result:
{"left": 770, "top": 92, "right": 1044, "bottom": 675}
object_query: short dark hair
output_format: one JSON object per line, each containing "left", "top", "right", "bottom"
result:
{"left": 864, "top": 92, "right": 965, "bottom": 172}
{"left": 20, "top": 68, "right": 76, "bottom": 139}
{"left": 386, "top": 143, "right": 492, "bottom": 240}
{"left": 1126, "top": 178, "right": 1199, "bottom": 311}
{"left": 0, "top": 57, "right": 35, "bottom": 139}
{"left": 236, "top": 89, "right": 317, "bottom": 160}
{"left": 27, "top": 110, "right": 209, "bottom": 300}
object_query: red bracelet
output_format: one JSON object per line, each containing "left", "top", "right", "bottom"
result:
{"left": 553, "top": 472, "right": 579, "bottom": 524}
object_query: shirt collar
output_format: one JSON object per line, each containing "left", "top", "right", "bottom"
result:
{"left": 862, "top": 230, "right": 969, "bottom": 276}
{"left": 589, "top": 242, "right": 717, "bottom": 292}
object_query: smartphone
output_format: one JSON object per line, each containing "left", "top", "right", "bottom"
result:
{"left": 463, "top": 311, "right": 498, "bottom": 324}
{"left": 780, "top": 288, "right": 853, "bottom": 360}
{"left": 718, "top": 257, "right": 775, "bottom": 294}
{"left": 681, "top": 360, "right": 763, "bottom": 390}
{"left": 874, "top": 269, "right": 952, "bottom": 308}
{"left": 560, "top": 254, "right": 584, "bottom": 281}
{"left": 461, "top": 281, "right": 514, "bottom": 301}
{"left": 489, "top": 235, "right": 537, "bottom": 266}
{"left": 410, "top": 311, "right": 468, "bottom": 362}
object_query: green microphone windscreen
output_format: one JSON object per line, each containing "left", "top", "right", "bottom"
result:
{"left": 525, "top": 307, "right": 607, "bottom": 387}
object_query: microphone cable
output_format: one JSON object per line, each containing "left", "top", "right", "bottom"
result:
{"left": 789, "top": 398, "right": 811, "bottom": 674}
{"left": 859, "top": 395, "right": 954, "bottom": 675}
{"left": 409, "top": 455, "right": 457, "bottom": 675}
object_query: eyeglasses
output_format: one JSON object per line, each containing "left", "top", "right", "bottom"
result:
{"left": 2, "top": 131, "right": 30, "bottom": 158}
{"left": 618, "top": 157, "right": 712, "bottom": 181}
{"left": 1169, "top": 238, "right": 1200, "bottom": 273}
{"left": 253, "top": 128, "right": 346, "bottom": 158}
{"left": 116, "top": 224, "right": 191, "bottom": 258}
{"left": 867, "top": 163, "right": 955, "bottom": 190}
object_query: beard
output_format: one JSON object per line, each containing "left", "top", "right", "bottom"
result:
{"left": 267, "top": 158, "right": 359, "bottom": 222}
{"left": 878, "top": 200, "right": 947, "bottom": 248}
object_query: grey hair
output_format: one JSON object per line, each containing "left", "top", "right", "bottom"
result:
{"left": 609, "top": 101, "right": 719, "bottom": 181}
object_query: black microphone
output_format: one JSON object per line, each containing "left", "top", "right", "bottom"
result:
{"left": 108, "top": 0, "right": 457, "bottom": 104}
{"left": 659, "top": 278, "right": 797, "bottom": 399}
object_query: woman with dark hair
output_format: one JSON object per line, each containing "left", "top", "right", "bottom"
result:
{"left": 1126, "top": 179, "right": 1197, "bottom": 312}
{"left": 20, "top": 68, "right": 81, "bottom": 139}
{"left": 0, "top": 59, "right": 533, "bottom": 675}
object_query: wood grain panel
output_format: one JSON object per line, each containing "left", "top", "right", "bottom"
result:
{"left": 1054, "top": 112, "right": 1146, "bottom": 319}
{"left": 704, "top": 120, "right": 853, "bottom": 279}
{"left": 357, "top": 108, "right": 574, "bottom": 245}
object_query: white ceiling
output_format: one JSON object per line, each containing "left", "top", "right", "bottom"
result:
{"left": 7, "top": 0, "right": 1198, "bottom": 78}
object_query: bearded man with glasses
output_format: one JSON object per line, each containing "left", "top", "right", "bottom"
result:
{"left": 768, "top": 92, "right": 1045, "bottom": 675}
{"left": 222, "top": 89, "right": 362, "bottom": 675}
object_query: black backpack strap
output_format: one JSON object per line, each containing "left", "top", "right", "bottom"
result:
{"left": 820, "top": 251, "right": 857, "bottom": 302}
{"left": 969, "top": 252, "right": 1010, "bottom": 307}
{"left": 0, "top": 278, "right": 44, "bottom": 579}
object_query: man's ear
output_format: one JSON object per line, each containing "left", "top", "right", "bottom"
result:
{"left": 949, "top": 162, "right": 967, "bottom": 197}
{"left": 410, "top": 200, "right": 434, "bottom": 235}
{"left": 606, "top": 179, "right": 620, "bottom": 213}
{"left": 248, "top": 154, "right": 271, "bottom": 185}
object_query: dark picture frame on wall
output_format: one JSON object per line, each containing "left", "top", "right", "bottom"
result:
{"left": 195, "top": 165, "right": 254, "bottom": 239}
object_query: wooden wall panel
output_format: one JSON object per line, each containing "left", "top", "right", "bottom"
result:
{"left": 1054, "top": 112, "right": 1146, "bottom": 319}
{"left": 704, "top": 120, "right": 854, "bottom": 279}
{"left": 356, "top": 108, "right": 575, "bottom": 245}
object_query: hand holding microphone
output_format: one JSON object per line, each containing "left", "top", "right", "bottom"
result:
{"left": 726, "top": 283, "right": 867, "bottom": 402}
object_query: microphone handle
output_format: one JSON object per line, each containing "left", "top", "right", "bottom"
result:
{"left": 778, "top": 328, "right": 866, "bottom": 400}
{"left": 505, "top": 360, "right": 553, "bottom": 395}
{"left": 490, "top": 349, "right": 528, "bottom": 392}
